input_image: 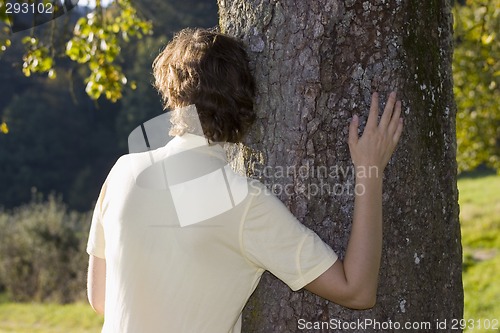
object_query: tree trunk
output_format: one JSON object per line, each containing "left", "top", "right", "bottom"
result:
{"left": 218, "top": 0, "right": 463, "bottom": 332}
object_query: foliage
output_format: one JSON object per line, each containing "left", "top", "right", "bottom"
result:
{"left": 0, "top": 121, "right": 8, "bottom": 133}
{"left": 0, "top": 0, "right": 152, "bottom": 102}
{"left": 453, "top": 0, "right": 500, "bottom": 172}
{"left": 0, "top": 0, "right": 11, "bottom": 54}
{"left": 0, "top": 0, "right": 218, "bottom": 106}
{"left": 0, "top": 195, "right": 91, "bottom": 303}
{"left": 21, "top": 36, "right": 55, "bottom": 78}
{"left": 0, "top": 0, "right": 66, "bottom": 77}
{"left": 65, "top": 0, "right": 152, "bottom": 101}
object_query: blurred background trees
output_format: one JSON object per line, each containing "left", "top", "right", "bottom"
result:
{"left": 453, "top": 0, "right": 499, "bottom": 172}
{"left": 0, "top": 0, "right": 217, "bottom": 210}
{"left": 0, "top": 0, "right": 218, "bottom": 305}
{"left": 1, "top": 0, "right": 497, "bottom": 212}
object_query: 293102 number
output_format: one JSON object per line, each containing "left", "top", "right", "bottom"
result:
{"left": 451, "top": 319, "right": 499, "bottom": 330}
{"left": 6, "top": 2, "right": 53, "bottom": 14}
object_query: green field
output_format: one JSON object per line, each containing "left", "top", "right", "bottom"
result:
{"left": 459, "top": 173, "right": 500, "bottom": 332}
{"left": 0, "top": 174, "right": 499, "bottom": 332}
{"left": 0, "top": 300, "right": 103, "bottom": 333}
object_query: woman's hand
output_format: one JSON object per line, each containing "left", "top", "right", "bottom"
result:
{"left": 348, "top": 91, "right": 404, "bottom": 174}
{"left": 305, "top": 92, "right": 404, "bottom": 308}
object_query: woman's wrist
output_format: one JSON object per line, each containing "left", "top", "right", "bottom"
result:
{"left": 353, "top": 164, "right": 384, "bottom": 180}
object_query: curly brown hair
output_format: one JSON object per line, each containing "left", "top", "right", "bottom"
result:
{"left": 152, "top": 28, "right": 256, "bottom": 143}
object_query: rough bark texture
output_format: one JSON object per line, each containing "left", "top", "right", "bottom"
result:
{"left": 218, "top": 0, "right": 463, "bottom": 332}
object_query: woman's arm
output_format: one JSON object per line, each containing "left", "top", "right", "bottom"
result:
{"left": 305, "top": 92, "right": 403, "bottom": 309}
{"left": 87, "top": 255, "right": 106, "bottom": 315}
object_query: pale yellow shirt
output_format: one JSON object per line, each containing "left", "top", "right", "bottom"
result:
{"left": 87, "top": 133, "right": 337, "bottom": 333}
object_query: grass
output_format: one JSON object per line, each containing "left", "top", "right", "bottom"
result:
{"left": 459, "top": 174, "right": 500, "bottom": 249}
{"left": 459, "top": 172, "right": 500, "bottom": 332}
{"left": 0, "top": 173, "right": 498, "bottom": 332}
{"left": 0, "top": 301, "right": 103, "bottom": 333}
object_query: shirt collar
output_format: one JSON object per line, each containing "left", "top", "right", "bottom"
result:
{"left": 167, "top": 133, "right": 228, "bottom": 162}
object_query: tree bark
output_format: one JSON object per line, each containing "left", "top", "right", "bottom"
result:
{"left": 218, "top": 0, "right": 463, "bottom": 332}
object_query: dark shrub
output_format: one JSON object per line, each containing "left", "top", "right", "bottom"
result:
{"left": 0, "top": 195, "right": 91, "bottom": 303}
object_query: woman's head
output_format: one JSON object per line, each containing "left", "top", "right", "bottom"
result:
{"left": 152, "top": 28, "right": 256, "bottom": 143}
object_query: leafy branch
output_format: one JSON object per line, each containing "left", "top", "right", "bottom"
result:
{"left": 66, "top": 0, "right": 152, "bottom": 101}
{"left": 0, "top": 0, "right": 152, "bottom": 102}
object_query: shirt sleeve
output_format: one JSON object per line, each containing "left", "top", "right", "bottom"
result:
{"left": 86, "top": 180, "right": 107, "bottom": 259}
{"left": 242, "top": 182, "right": 338, "bottom": 291}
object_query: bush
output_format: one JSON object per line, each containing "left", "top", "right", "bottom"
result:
{"left": 0, "top": 195, "right": 91, "bottom": 303}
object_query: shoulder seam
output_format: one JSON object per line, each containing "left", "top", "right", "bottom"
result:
{"left": 238, "top": 184, "right": 263, "bottom": 269}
